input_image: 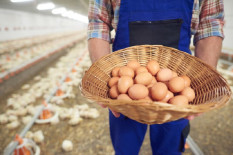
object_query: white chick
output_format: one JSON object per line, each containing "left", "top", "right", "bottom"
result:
{"left": 33, "top": 130, "right": 44, "bottom": 144}
{"left": 80, "top": 108, "right": 99, "bottom": 119}
{"left": 11, "top": 103, "right": 21, "bottom": 109}
{"left": 26, "top": 106, "right": 36, "bottom": 115}
{"left": 15, "top": 108, "right": 27, "bottom": 116}
{"left": 0, "top": 114, "right": 8, "bottom": 124}
{"left": 25, "top": 131, "right": 34, "bottom": 139}
{"left": 6, "top": 121, "right": 19, "bottom": 129}
{"left": 6, "top": 110, "right": 15, "bottom": 115}
{"left": 22, "top": 116, "right": 32, "bottom": 125}
{"left": 68, "top": 117, "right": 83, "bottom": 126}
{"left": 59, "top": 109, "right": 73, "bottom": 120}
{"left": 8, "top": 115, "right": 18, "bottom": 122}
{"left": 74, "top": 104, "right": 89, "bottom": 111}
{"left": 62, "top": 140, "right": 73, "bottom": 152}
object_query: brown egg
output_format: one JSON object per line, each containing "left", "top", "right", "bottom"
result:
{"left": 135, "top": 72, "right": 153, "bottom": 86}
{"left": 160, "top": 91, "right": 174, "bottom": 103}
{"left": 147, "top": 77, "right": 157, "bottom": 88}
{"left": 136, "top": 66, "right": 148, "bottom": 75}
{"left": 143, "top": 96, "right": 153, "bottom": 101}
{"left": 108, "top": 77, "right": 119, "bottom": 87}
{"left": 181, "top": 75, "right": 191, "bottom": 87}
{"left": 138, "top": 96, "right": 153, "bottom": 104}
{"left": 151, "top": 82, "right": 168, "bottom": 101}
{"left": 180, "top": 87, "right": 195, "bottom": 102}
{"left": 128, "top": 84, "right": 149, "bottom": 100}
{"left": 156, "top": 68, "right": 173, "bottom": 82}
{"left": 118, "top": 76, "right": 134, "bottom": 94}
{"left": 112, "top": 67, "right": 121, "bottom": 77}
{"left": 172, "top": 71, "right": 178, "bottom": 78}
{"left": 147, "top": 83, "right": 154, "bottom": 88}
{"left": 127, "top": 60, "right": 140, "bottom": 71}
{"left": 119, "top": 66, "right": 134, "bottom": 78}
{"left": 109, "top": 85, "right": 119, "bottom": 99}
{"left": 117, "top": 94, "right": 132, "bottom": 101}
{"left": 151, "top": 76, "right": 157, "bottom": 84}
{"left": 169, "top": 95, "right": 189, "bottom": 106}
{"left": 168, "top": 77, "right": 185, "bottom": 93}
{"left": 147, "top": 60, "right": 160, "bottom": 75}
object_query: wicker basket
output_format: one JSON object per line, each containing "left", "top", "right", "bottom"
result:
{"left": 81, "top": 45, "right": 232, "bottom": 124}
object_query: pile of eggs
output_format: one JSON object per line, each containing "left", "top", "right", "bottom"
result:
{"left": 108, "top": 60, "right": 195, "bottom": 106}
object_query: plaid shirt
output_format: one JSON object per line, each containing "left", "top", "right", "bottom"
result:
{"left": 88, "top": 0, "right": 224, "bottom": 45}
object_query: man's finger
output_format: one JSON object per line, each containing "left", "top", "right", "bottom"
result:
{"left": 97, "top": 102, "right": 107, "bottom": 108}
{"left": 186, "top": 113, "right": 202, "bottom": 120}
{"left": 109, "top": 108, "right": 120, "bottom": 118}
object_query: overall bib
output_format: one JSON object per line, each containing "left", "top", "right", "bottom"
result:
{"left": 110, "top": 0, "right": 194, "bottom": 154}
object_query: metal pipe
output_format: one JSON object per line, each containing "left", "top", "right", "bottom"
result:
{"left": 187, "top": 135, "right": 204, "bottom": 155}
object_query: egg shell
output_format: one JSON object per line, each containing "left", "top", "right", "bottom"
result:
{"left": 119, "top": 66, "right": 134, "bottom": 78}
{"left": 109, "top": 85, "right": 120, "bottom": 99}
{"left": 147, "top": 83, "right": 154, "bottom": 88}
{"left": 135, "top": 72, "right": 153, "bottom": 86}
{"left": 128, "top": 84, "right": 149, "bottom": 100}
{"left": 118, "top": 76, "right": 134, "bottom": 94}
{"left": 151, "top": 82, "right": 168, "bottom": 101}
{"left": 147, "top": 77, "right": 157, "bottom": 88}
{"left": 169, "top": 95, "right": 189, "bottom": 106}
{"left": 136, "top": 66, "right": 148, "bottom": 75}
{"left": 117, "top": 94, "right": 132, "bottom": 101}
{"left": 181, "top": 75, "right": 191, "bottom": 87}
{"left": 112, "top": 67, "right": 121, "bottom": 77}
{"left": 147, "top": 60, "right": 160, "bottom": 75}
{"left": 156, "top": 68, "right": 173, "bottom": 82}
{"left": 180, "top": 87, "right": 195, "bottom": 102}
{"left": 160, "top": 91, "right": 174, "bottom": 103}
{"left": 168, "top": 77, "right": 185, "bottom": 93}
{"left": 127, "top": 60, "right": 141, "bottom": 71}
{"left": 141, "top": 96, "right": 153, "bottom": 101}
{"left": 108, "top": 77, "right": 119, "bottom": 87}
{"left": 151, "top": 77, "right": 157, "bottom": 84}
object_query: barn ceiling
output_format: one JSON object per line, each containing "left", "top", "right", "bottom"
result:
{"left": 0, "top": 0, "right": 89, "bottom": 16}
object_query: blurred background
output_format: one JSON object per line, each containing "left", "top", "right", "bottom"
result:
{"left": 0, "top": 0, "right": 232, "bottom": 155}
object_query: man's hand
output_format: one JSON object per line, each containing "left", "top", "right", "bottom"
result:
{"left": 188, "top": 36, "right": 223, "bottom": 120}
{"left": 97, "top": 102, "right": 120, "bottom": 118}
{"left": 186, "top": 113, "right": 202, "bottom": 120}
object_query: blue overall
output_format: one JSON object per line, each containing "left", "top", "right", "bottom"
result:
{"left": 110, "top": 0, "right": 194, "bottom": 154}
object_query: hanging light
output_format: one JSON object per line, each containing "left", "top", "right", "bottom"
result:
{"left": 37, "top": 2, "right": 55, "bottom": 11}
{"left": 52, "top": 7, "right": 66, "bottom": 15}
{"left": 10, "top": 0, "right": 34, "bottom": 2}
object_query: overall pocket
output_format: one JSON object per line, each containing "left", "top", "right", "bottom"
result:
{"left": 129, "top": 19, "right": 183, "bottom": 48}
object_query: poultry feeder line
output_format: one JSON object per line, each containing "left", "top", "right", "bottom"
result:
{"left": 186, "top": 136, "right": 204, "bottom": 155}
{"left": 3, "top": 49, "right": 87, "bottom": 155}
{"left": 13, "top": 134, "right": 40, "bottom": 155}
{"left": 0, "top": 35, "right": 86, "bottom": 83}
{"left": 35, "top": 49, "right": 88, "bottom": 124}
{"left": 0, "top": 31, "right": 82, "bottom": 56}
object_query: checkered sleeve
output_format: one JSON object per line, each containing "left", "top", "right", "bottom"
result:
{"left": 87, "top": 0, "right": 113, "bottom": 42}
{"left": 194, "top": 0, "right": 225, "bottom": 44}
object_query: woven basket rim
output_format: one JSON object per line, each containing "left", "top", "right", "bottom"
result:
{"left": 81, "top": 45, "right": 232, "bottom": 115}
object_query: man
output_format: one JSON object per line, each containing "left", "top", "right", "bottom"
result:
{"left": 88, "top": 0, "right": 224, "bottom": 154}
